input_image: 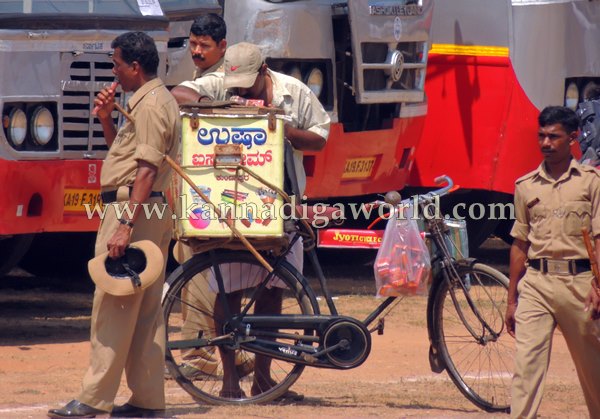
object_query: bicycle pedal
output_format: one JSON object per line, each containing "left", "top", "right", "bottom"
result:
{"left": 377, "top": 318, "right": 385, "bottom": 335}
{"left": 301, "top": 353, "right": 318, "bottom": 364}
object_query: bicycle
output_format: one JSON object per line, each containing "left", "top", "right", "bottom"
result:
{"left": 162, "top": 175, "right": 514, "bottom": 412}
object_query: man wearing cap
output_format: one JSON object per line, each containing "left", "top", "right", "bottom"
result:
{"left": 170, "top": 14, "right": 255, "bottom": 382}
{"left": 171, "top": 42, "right": 330, "bottom": 399}
{"left": 48, "top": 32, "right": 179, "bottom": 418}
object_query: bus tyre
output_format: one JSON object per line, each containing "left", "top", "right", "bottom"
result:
{"left": 0, "top": 234, "right": 34, "bottom": 277}
{"left": 19, "top": 233, "right": 95, "bottom": 278}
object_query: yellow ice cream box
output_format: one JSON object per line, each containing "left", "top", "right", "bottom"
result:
{"left": 175, "top": 105, "right": 287, "bottom": 238}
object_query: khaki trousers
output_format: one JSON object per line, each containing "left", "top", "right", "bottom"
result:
{"left": 78, "top": 196, "right": 172, "bottom": 412}
{"left": 511, "top": 268, "right": 600, "bottom": 419}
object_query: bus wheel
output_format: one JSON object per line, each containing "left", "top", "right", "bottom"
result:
{"left": 0, "top": 234, "right": 34, "bottom": 277}
{"left": 19, "top": 233, "right": 96, "bottom": 278}
{"left": 467, "top": 218, "right": 500, "bottom": 253}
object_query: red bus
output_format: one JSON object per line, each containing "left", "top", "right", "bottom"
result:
{"left": 408, "top": 0, "right": 600, "bottom": 248}
{"left": 223, "top": 0, "right": 434, "bottom": 248}
{"left": 0, "top": 0, "right": 220, "bottom": 276}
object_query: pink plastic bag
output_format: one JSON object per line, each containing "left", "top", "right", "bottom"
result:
{"left": 373, "top": 205, "right": 431, "bottom": 297}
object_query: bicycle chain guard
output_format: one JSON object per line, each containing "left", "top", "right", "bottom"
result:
{"left": 321, "top": 319, "right": 371, "bottom": 368}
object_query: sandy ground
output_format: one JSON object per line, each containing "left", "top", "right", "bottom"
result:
{"left": 0, "top": 239, "right": 591, "bottom": 418}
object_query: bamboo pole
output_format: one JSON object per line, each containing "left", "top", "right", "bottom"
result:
{"left": 164, "top": 154, "right": 274, "bottom": 273}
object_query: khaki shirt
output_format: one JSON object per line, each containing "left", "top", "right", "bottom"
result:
{"left": 178, "top": 69, "right": 330, "bottom": 195}
{"left": 510, "top": 158, "right": 600, "bottom": 259}
{"left": 191, "top": 57, "right": 224, "bottom": 80}
{"left": 101, "top": 78, "right": 180, "bottom": 193}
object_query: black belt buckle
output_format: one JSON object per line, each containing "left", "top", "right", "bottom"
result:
{"left": 530, "top": 258, "right": 590, "bottom": 275}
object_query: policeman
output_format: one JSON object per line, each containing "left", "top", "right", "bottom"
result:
{"left": 48, "top": 32, "right": 180, "bottom": 418}
{"left": 506, "top": 106, "right": 600, "bottom": 418}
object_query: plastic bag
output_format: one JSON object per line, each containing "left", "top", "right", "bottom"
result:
{"left": 373, "top": 205, "right": 431, "bottom": 297}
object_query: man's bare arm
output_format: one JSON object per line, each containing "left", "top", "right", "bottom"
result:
{"left": 284, "top": 125, "right": 326, "bottom": 151}
{"left": 106, "top": 161, "right": 157, "bottom": 259}
{"left": 584, "top": 236, "right": 600, "bottom": 318}
{"left": 171, "top": 85, "right": 202, "bottom": 105}
{"left": 505, "top": 238, "right": 529, "bottom": 337}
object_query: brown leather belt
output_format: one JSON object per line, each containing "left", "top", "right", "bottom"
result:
{"left": 528, "top": 258, "right": 590, "bottom": 275}
{"left": 101, "top": 187, "right": 163, "bottom": 204}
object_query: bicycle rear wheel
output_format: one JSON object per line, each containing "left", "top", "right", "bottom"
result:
{"left": 431, "top": 262, "right": 513, "bottom": 412}
{"left": 163, "top": 251, "right": 318, "bottom": 405}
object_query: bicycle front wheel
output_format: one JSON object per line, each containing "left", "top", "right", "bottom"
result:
{"left": 163, "top": 251, "right": 318, "bottom": 405}
{"left": 431, "top": 262, "right": 514, "bottom": 413}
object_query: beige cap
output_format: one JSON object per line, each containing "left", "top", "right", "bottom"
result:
{"left": 88, "top": 240, "right": 164, "bottom": 296}
{"left": 223, "top": 42, "right": 264, "bottom": 89}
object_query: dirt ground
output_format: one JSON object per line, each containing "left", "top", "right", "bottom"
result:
{"left": 0, "top": 239, "right": 591, "bottom": 418}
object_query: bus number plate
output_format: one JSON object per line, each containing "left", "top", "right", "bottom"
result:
{"left": 64, "top": 188, "right": 102, "bottom": 212}
{"left": 342, "top": 157, "right": 376, "bottom": 180}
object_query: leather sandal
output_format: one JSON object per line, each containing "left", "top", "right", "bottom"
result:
{"left": 218, "top": 389, "right": 247, "bottom": 399}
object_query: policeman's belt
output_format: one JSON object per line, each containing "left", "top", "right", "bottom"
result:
{"left": 528, "top": 258, "right": 590, "bottom": 275}
{"left": 101, "top": 187, "right": 163, "bottom": 204}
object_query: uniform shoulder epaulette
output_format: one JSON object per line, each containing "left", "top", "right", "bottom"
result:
{"left": 578, "top": 164, "right": 600, "bottom": 177}
{"left": 515, "top": 169, "right": 538, "bottom": 185}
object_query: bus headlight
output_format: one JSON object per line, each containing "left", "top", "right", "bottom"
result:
{"left": 565, "top": 82, "right": 579, "bottom": 110}
{"left": 583, "top": 81, "right": 600, "bottom": 101}
{"left": 31, "top": 106, "right": 54, "bottom": 146}
{"left": 7, "top": 108, "right": 27, "bottom": 147}
{"left": 287, "top": 65, "right": 302, "bottom": 81}
{"left": 306, "top": 67, "right": 324, "bottom": 98}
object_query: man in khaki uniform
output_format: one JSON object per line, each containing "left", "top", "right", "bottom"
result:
{"left": 171, "top": 42, "right": 330, "bottom": 399}
{"left": 506, "top": 106, "right": 600, "bottom": 418}
{"left": 48, "top": 32, "right": 180, "bottom": 418}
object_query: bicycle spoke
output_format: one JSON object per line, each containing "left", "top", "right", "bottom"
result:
{"left": 163, "top": 251, "right": 317, "bottom": 405}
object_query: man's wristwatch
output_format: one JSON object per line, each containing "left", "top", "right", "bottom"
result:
{"left": 119, "top": 218, "right": 134, "bottom": 228}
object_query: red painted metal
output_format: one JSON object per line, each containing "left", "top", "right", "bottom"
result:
{"left": 318, "top": 228, "right": 384, "bottom": 249}
{"left": 0, "top": 159, "right": 102, "bottom": 235}
{"left": 409, "top": 54, "right": 541, "bottom": 194}
{"left": 305, "top": 116, "right": 426, "bottom": 199}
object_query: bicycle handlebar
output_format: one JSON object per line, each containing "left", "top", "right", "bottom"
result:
{"left": 416, "top": 175, "right": 454, "bottom": 203}
{"left": 370, "top": 175, "right": 456, "bottom": 208}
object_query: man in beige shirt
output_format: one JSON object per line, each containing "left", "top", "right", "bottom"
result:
{"left": 188, "top": 13, "right": 226, "bottom": 79}
{"left": 506, "top": 106, "right": 600, "bottom": 418}
{"left": 48, "top": 32, "right": 180, "bottom": 418}
{"left": 170, "top": 13, "right": 254, "bottom": 382}
{"left": 171, "top": 42, "right": 330, "bottom": 399}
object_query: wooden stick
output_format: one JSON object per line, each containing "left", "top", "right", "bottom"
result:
{"left": 113, "top": 102, "right": 135, "bottom": 124}
{"left": 582, "top": 227, "right": 600, "bottom": 289}
{"left": 164, "top": 154, "right": 273, "bottom": 273}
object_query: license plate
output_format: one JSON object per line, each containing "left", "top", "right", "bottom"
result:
{"left": 64, "top": 188, "right": 102, "bottom": 212}
{"left": 342, "top": 157, "right": 377, "bottom": 180}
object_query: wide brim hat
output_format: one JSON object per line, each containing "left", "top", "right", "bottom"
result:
{"left": 88, "top": 240, "right": 164, "bottom": 296}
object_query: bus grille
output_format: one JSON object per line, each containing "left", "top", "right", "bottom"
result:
{"left": 61, "top": 53, "right": 122, "bottom": 153}
{"left": 359, "top": 41, "right": 427, "bottom": 103}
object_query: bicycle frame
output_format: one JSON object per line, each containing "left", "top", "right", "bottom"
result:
{"left": 169, "top": 175, "right": 504, "bottom": 372}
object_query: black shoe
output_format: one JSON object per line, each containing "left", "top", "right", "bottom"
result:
{"left": 47, "top": 400, "right": 107, "bottom": 418}
{"left": 110, "top": 403, "right": 165, "bottom": 418}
